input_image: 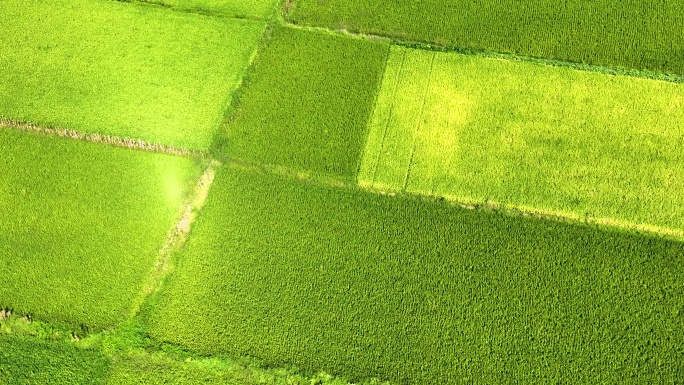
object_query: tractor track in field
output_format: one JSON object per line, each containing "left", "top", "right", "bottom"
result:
{"left": 403, "top": 51, "right": 436, "bottom": 191}
{"left": 0, "top": 118, "right": 209, "bottom": 159}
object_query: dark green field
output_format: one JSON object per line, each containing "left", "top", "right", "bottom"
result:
{"left": 288, "top": 0, "right": 684, "bottom": 75}
{"left": 217, "top": 26, "right": 388, "bottom": 180}
{"left": 148, "top": 166, "right": 684, "bottom": 384}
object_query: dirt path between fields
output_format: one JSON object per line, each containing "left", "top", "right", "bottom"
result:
{"left": 129, "top": 159, "right": 220, "bottom": 317}
{"left": 0, "top": 118, "right": 207, "bottom": 158}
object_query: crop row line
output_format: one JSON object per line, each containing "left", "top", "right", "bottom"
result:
{"left": 370, "top": 47, "right": 406, "bottom": 185}
{"left": 403, "top": 51, "right": 436, "bottom": 191}
{"left": 0, "top": 118, "right": 208, "bottom": 158}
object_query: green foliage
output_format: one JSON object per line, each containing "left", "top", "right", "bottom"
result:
{"left": 148, "top": 166, "right": 684, "bottom": 384}
{"left": 0, "top": 315, "right": 373, "bottom": 385}
{"left": 130, "top": 0, "right": 280, "bottom": 19}
{"left": 289, "top": 0, "right": 684, "bottom": 75}
{"left": 0, "top": 128, "right": 203, "bottom": 330}
{"left": 0, "top": 335, "right": 109, "bottom": 385}
{"left": 0, "top": 0, "right": 265, "bottom": 150}
{"left": 0, "top": 313, "right": 90, "bottom": 343}
{"left": 217, "top": 26, "right": 388, "bottom": 180}
{"left": 106, "top": 351, "right": 374, "bottom": 385}
{"left": 360, "top": 46, "right": 684, "bottom": 237}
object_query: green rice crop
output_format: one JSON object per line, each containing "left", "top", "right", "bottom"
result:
{"left": 360, "top": 46, "right": 684, "bottom": 237}
{"left": 217, "top": 26, "right": 388, "bottom": 180}
{"left": 288, "top": 0, "right": 684, "bottom": 75}
{"left": 0, "top": 336, "right": 109, "bottom": 385}
{"left": 105, "top": 351, "right": 361, "bottom": 385}
{"left": 131, "top": 0, "right": 279, "bottom": 19}
{"left": 0, "top": 0, "right": 265, "bottom": 150}
{"left": 107, "top": 353, "right": 252, "bottom": 385}
{"left": 0, "top": 128, "right": 203, "bottom": 330}
{"left": 147, "top": 166, "right": 684, "bottom": 384}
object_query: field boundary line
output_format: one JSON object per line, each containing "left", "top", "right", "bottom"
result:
{"left": 210, "top": 22, "right": 274, "bottom": 156}
{"left": 0, "top": 118, "right": 208, "bottom": 158}
{"left": 130, "top": 159, "right": 221, "bottom": 317}
{"left": 280, "top": 22, "right": 392, "bottom": 44}
{"left": 221, "top": 157, "right": 361, "bottom": 192}
{"left": 224, "top": 150, "right": 684, "bottom": 241}
{"left": 355, "top": 42, "right": 393, "bottom": 180}
{"left": 363, "top": 186, "right": 684, "bottom": 242}
{"left": 403, "top": 51, "right": 436, "bottom": 191}
{"left": 371, "top": 47, "right": 407, "bottom": 187}
{"left": 112, "top": 0, "right": 269, "bottom": 23}
{"left": 282, "top": 22, "right": 684, "bottom": 85}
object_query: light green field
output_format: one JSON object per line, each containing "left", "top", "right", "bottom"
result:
{"left": 360, "top": 46, "right": 684, "bottom": 237}
{"left": 0, "top": 128, "right": 203, "bottom": 330}
{"left": 138, "top": 0, "right": 279, "bottom": 19}
{"left": 0, "top": 0, "right": 265, "bottom": 150}
{"left": 289, "top": 0, "right": 684, "bottom": 76}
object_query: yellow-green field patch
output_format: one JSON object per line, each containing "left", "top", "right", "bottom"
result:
{"left": 132, "top": 0, "right": 279, "bottom": 19}
{"left": 360, "top": 46, "right": 684, "bottom": 237}
{"left": 0, "top": 128, "right": 203, "bottom": 330}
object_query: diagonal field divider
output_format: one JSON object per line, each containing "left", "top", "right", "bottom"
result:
{"left": 129, "top": 159, "right": 221, "bottom": 317}
{"left": 2, "top": 117, "right": 220, "bottom": 321}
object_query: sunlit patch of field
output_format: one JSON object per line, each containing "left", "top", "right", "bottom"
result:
{"left": 361, "top": 46, "right": 684, "bottom": 238}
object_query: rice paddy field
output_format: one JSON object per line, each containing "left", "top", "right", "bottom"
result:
{"left": 0, "top": 336, "right": 109, "bottom": 385}
{"left": 148, "top": 166, "right": 684, "bottom": 383}
{"left": 287, "top": 0, "right": 684, "bottom": 76}
{"left": 216, "top": 26, "right": 388, "bottom": 180}
{"left": 0, "top": 0, "right": 265, "bottom": 149}
{"left": 0, "top": 128, "right": 203, "bottom": 330}
{"left": 359, "top": 46, "right": 684, "bottom": 237}
{"left": 2, "top": 0, "right": 683, "bottom": 383}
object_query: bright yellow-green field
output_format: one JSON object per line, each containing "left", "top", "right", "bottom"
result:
{"left": 359, "top": 46, "right": 684, "bottom": 237}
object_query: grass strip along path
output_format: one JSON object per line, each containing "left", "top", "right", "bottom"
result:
{"left": 127, "top": 0, "right": 281, "bottom": 19}
{"left": 360, "top": 46, "right": 684, "bottom": 239}
{"left": 0, "top": 0, "right": 265, "bottom": 150}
